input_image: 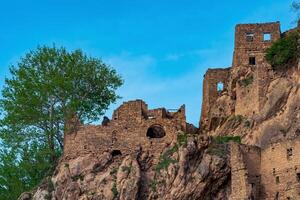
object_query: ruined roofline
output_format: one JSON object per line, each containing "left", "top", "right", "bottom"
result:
{"left": 206, "top": 67, "right": 231, "bottom": 71}
{"left": 235, "top": 21, "right": 280, "bottom": 27}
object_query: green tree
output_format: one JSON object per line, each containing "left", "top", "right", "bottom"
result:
{"left": 0, "top": 142, "right": 52, "bottom": 200}
{"left": 0, "top": 45, "right": 123, "bottom": 198}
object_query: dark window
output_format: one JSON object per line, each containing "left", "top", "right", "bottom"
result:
{"left": 287, "top": 148, "right": 293, "bottom": 159}
{"left": 111, "top": 150, "right": 122, "bottom": 157}
{"left": 273, "top": 168, "right": 276, "bottom": 175}
{"left": 275, "top": 192, "right": 279, "bottom": 200}
{"left": 246, "top": 33, "right": 254, "bottom": 42}
{"left": 249, "top": 57, "right": 256, "bottom": 65}
{"left": 276, "top": 176, "right": 280, "bottom": 184}
{"left": 146, "top": 124, "right": 166, "bottom": 138}
{"left": 296, "top": 173, "right": 300, "bottom": 181}
{"left": 263, "top": 33, "right": 271, "bottom": 41}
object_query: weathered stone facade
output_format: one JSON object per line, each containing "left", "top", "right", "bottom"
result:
{"left": 64, "top": 100, "right": 188, "bottom": 161}
{"left": 200, "top": 21, "right": 299, "bottom": 131}
{"left": 230, "top": 137, "right": 300, "bottom": 200}
{"left": 200, "top": 21, "right": 300, "bottom": 199}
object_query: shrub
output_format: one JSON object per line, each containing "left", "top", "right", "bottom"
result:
{"left": 121, "top": 164, "right": 132, "bottom": 174}
{"left": 213, "top": 136, "right": 241, "bottom": 144}
{"left": 110, "top": 168, "right": 118, "bottom": 175}
{"left": 207, "top": 144, "right": 226, "bottom": 157}
{"left": 155, "top": 146, "right": 178, "bottom": 173}
{"left": 177, "top": 133, "right": 188, "bottom": 146}
{"left": 265, "top": 31, "right": 299, "bottom": 70}
{"left": 150, "top": 179, "right": 157, "bottom": 191}
{"left": 155, "top": 155, "right": 177, "bottom": 173}
{"left": 239, "top": 76, "right": 254, "bottom": 87}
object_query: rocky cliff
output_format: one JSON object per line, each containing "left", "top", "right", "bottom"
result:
{"left": 208, "top": 67, "right": 300, "bottom": 149}
{"left": 19, "top": 134, "right": 231, "bottom": 200}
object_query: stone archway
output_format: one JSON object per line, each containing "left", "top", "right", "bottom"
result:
{"left": 146, "top": 124, "right": 166, "bottom": 138}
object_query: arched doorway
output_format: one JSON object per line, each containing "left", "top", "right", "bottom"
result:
{"left": 146, "top": 124, "right": 166, "bottom": 138}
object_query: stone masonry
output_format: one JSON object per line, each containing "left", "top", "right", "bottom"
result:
{"left": 64, "top": 100, "right": 188, "bottom": 161}
{"left": 200, "top": 21, "right": 298, "bottom": 131}
{"left": 200, "top": 21, "right": 300, "bottom": 199}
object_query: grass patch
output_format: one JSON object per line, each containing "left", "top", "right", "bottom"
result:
{"left": 155, "top": 145, "right": 178, "bottom": 173}
{"left": 121, "top": 163, "right": 132, "bottom": 174}
{"left": 207, "top": 144, "right": 227, "bottom": 157}
{"left": 111, "top": 182, "right": 118, "bottom": 198}
{"left": 177, "top": 132, "right": 188, "bottom": 146}
{"left": 110, "top": 168, "right": 118, "bottom": 175}
{"left": 239, "top": 76, "right": 254, "bottom": 87}
{"left": 207, "top": 136, "right": 240, "bottom": 157}
{"left": 150, "top": 179, "right": 157, "bottom": 191}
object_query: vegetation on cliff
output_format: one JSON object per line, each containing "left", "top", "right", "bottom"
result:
{"left": 265, "top": 31, "right": 299, "bottom": 70}
{"left": 0, "top": 46, "right": 123, "bottom": 200}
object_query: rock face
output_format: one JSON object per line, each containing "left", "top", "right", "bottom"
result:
{"left": 30, "top": 136, "right": 231, "bottom": 200}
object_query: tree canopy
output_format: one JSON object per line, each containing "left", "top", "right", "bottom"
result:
{"left": 0, "top": 46, "right": 123, "bottom": 199}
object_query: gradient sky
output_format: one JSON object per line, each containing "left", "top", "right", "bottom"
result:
{"left": 0, "top": 0, "right": 297, "bottom": 126}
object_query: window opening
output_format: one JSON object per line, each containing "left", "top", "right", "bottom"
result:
{"left": 249, "top": 57, "right": 256, "bottom": 65}
{"left": 263, "top": 33, "right": 271, "bottom": 41}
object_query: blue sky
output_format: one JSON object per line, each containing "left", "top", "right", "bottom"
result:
{"left": 0, "top": 0, "right": 297, "bottom": 126}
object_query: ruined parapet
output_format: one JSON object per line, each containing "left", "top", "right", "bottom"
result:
{"left": 63, "top": 100, "right": 187, "bottom": 160}
{"left": 112, "top": 99, "right": 148, "bottom": 122}
{"left": 260, "top": 138, "right": 300, "bottom": 199}
{"left": 230, "top": 143, "right": 261, "bottom": 200}
{"left": 233, "top": 22, "right": 281, "bottom": 67}
{"left": 200, "top": 68, "right": 231, "bottom": 131}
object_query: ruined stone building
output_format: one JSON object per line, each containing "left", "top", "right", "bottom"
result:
{"left": 200, "top": 22, "right": 283, "bottom": 131}
{"left": 61, "top": 21, "right": 300, "bottom": 200}
{"left": 200, "top": 21, "right": 300, "bottom": 199}
{"left": 64, "top": 100, "right": 190, "bottom": 161}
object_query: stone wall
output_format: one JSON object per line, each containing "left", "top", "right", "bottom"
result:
{"left": 260, "top": 138, "right": 300, "bottom": 199}
{"left": 200, "top": 68, "right": 231, "bottom": 131}
{"left": 200, "top": 22, "right": 282, "bottom": 129}
{"left": 64, "top": 100, "right": 187, "bottom": 161}
{"left": 230, "top": 143, "right": 261, "bottom": 200}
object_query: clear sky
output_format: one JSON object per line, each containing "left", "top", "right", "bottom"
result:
{"left": 0, "top": 0, "right": 296, "bottom": 126}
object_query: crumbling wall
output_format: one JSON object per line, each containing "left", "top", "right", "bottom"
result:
{"left": 260, "top": 138, "right": 300, "bottom": 199}
{"left": 230, "top": 143, "right": 261, "bottom": 200}
{"left": 64, "top": 100, "right": 187, "bottom": 161}
{"left": 234, "top": 64, "right": 273, "bottom": 117}
{"left": 200, "top": 68, "right": 231, "bottom": 131}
